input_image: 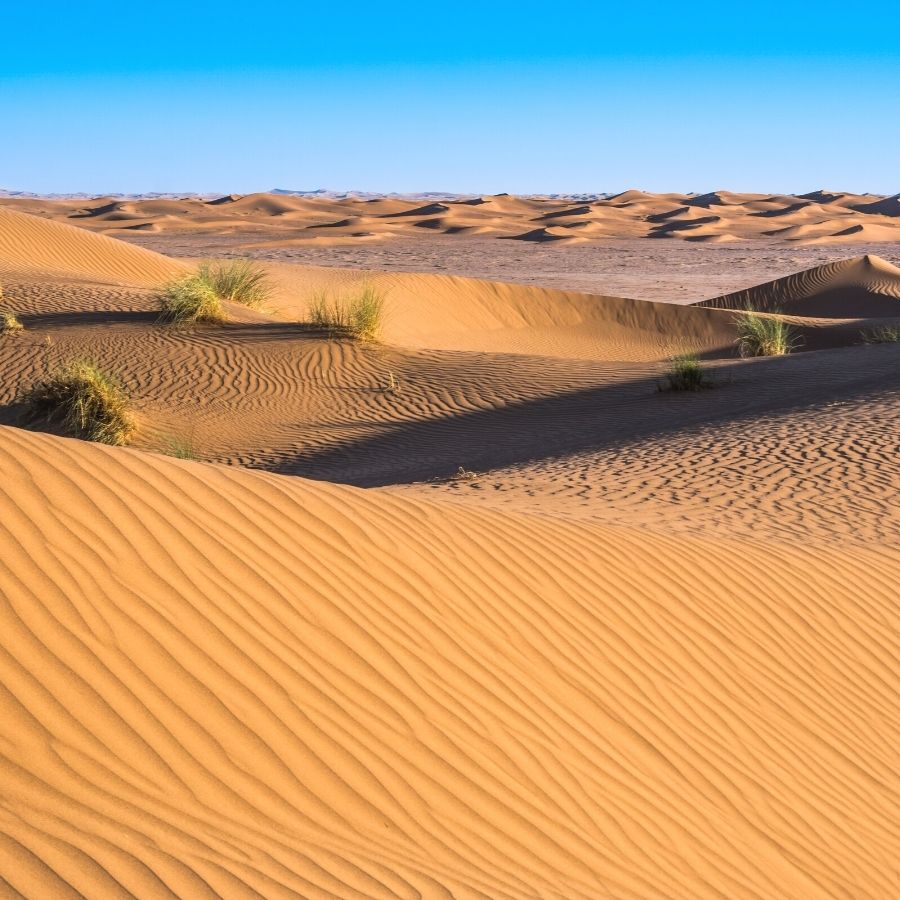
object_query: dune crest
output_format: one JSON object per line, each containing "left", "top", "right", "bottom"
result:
{"left": 696, "top": 253, "right": 900, "bottom": 317}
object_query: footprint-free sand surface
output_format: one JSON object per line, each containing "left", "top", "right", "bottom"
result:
{"left": 1, "top": 205, "right": 899, "bottom": 897}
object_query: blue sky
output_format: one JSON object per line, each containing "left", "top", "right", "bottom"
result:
{"left": 3, "top": 1, "right": 899, "bottom": 194}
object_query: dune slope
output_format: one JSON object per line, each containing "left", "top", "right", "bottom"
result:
{"left": 1, "top": 425, "right": 899, "bottom": 898}
{"left": 0, "top": 206, "right": 186, "bottom": 285}
{"left": 263, "top": 264, "right": 738, "bottom": 360}
{"left": 695, "top": 253, "right": 900, "bottom": 317}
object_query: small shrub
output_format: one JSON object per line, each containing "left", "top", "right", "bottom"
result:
{"left": 200, "top": 260, "right": 272, "bottom": 309}
{"left": 861, "top": 325, "right": 900, "bottom": 344}
{"left": 349, "top": 285, "right": 384, "bottom": 341}
{"left": 659, "top": 353, "right": 709, "bottom": 391}
{"left": 1, "top": 311, "right": 23, "bottom": 333}
{"left": 308, "top": 284, "right": 384, "bottom": 340}
{"left": 309, "top": 291, "right": 352, "bottom": 331}
{"left": 734, "top": 309, "right": 799, "bottom": 357}
{"left": 159, "top": 274, "right": 225, "bottom": 324}
{"left": 22, "top": 359, "right": 136, "bottom": 445}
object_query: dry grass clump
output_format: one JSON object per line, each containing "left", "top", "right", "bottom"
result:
{"left": 658, "top": 353, "right": 709, "bottom": 391}
{"left": 1, "top": 310, "right": 24, "bottom": 333}
{"left": 309, "top": 284, "right": 384, "bottom": 340}
{"left": 0, "top": 284, "right": 24, "bottom": 333}
{"left": 199, "top": 260, "right": 272, "bottom": 309}
{"left": 451, "top": 466, "right": 481, "bottom": 482}
{"left": 735, "top": 310, "right": 799, "bottom": 357}
{"left": 159, "top": 274, "right": 225, "bottom": 324}
{"left": 159, "top": 260, "right": 271, "bottom": 325}
{"left": 22, "top": 359, "right": 136, "bottom": 445}
{"left": 860, "top": 324, "right": 900, "bottom": 344}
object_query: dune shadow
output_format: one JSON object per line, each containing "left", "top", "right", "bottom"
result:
{"left": 270, "top": 347, "right": 900, "bottom": 486}
{"left": 17, "top": 310, "right": 341, "bottom": 344}
{"left": 20, "top": 310, "right": 161, "bottom": 328}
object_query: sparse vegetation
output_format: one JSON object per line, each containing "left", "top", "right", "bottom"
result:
{"left": 860, "top": 324, "right": 900, "bottom": 344}
{"left": 162, "top": 433, "right": 200, "bottom": 460}
{"left": 22, "top": 359, "right": 136, "bottom": 445}
{"left": 451, "top": 466, "right": 481, "bottom": 482}
{"left": 734, "top": 309, "right": 799, "bottom": 357}
{"left": 658, "top": 353, "right": 709, "bottom": 391}
{"left": 0, "top": 283, "right": 24, "bottom": 333}
{"left": 199, "top": 260, "right": 272, "bottom": 309}
{"left": 309, "top": 284, "right": 385, "bottom": 340}
{"left": 159, "top": 260, "right": 272, "bottom": 325}
{"left": 159, "top": 274, "right": 225, "bottom": 324}
{"left": 1, "top": 310, "right": 23, "bottom": 333}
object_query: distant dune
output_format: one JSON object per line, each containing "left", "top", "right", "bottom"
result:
{"left": 5, "top": 189, "right": 900, "bottom": 245}
{"left": 1, "top": 206, "right": 900, "bottom": 897}
{"left": 695, "top": 253, "right": 900, "bottom": 317}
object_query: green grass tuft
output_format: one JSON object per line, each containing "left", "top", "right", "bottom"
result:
{"left": 734, "top": 309, "right": 799, "bottom": 357}
{"left": 199, "top": 260, "right": 272, "bottom": 309}
{"left": 22, "top": 359, "right": 136, "bottom": 445}
{"left": 159, "top": 274, "right": 225, "bottom": 324}
{"left": 658, "top": 353, "right": 709, "bottom": 391}
{"left": 159, "top": 260, "right": 272, "bottom": 325}
{"left": 162, "top": 433, "right": 200, "bottom": 460}
{"left": 308, "top": 284, "right": 385, "bottom": 340}
{"left": 860, "top": 324, "right": 900, "bottom": 344}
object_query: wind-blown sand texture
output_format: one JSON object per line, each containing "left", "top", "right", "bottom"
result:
{"left": 1, "top": 208, "right": 899, "bottom": 897}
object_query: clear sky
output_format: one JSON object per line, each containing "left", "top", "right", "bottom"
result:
{"left": 3, "top": 1, "right": 899, "bottom": 195}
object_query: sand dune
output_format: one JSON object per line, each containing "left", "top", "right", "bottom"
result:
{"left": 256, "top": 263, "right": 737, "bottom": 360}
{"left": 2, "top": 211, "right": 900, "bottom": 897}
{"left": 6, "top": 189, "right": 900, "bottom": 245}
{"left": 0, "top": 206, "right": 186, "bottom": 285}
{"left": 2, "top": 425, "right": 900, "bottom": 898}
{"left": 696, "top": 253, "right": 900, "bottom": 317}
{"left": 850, "top": 193, "right": 900, "bottom": 217}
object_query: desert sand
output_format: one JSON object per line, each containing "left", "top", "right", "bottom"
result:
{"left": 7, "top": 190, "right": 900, "bottom": 303}
{"left": 7, "top": 189, "right": 900, "bottom": 246}
{"left": 1, "top": 204, "right": 899, "bottom": 897}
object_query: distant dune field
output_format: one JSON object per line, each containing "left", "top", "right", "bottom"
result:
{"left": 1, "top": 206, "right": 899, "bottom": 898}
{"left": 6, "top": 188, "right": 900, "bottom": 246}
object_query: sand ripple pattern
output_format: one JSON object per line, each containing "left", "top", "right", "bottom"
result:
{"left": 0, "top": 207, "right": 186, "bottom": 286}
{"left": 1, "top": 425, "right": 900, "bottom": 897}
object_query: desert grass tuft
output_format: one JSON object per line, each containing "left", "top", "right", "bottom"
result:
{"left": 22, "top": 359, "right": 136, "bottom": 445}
{"left": 658, "top": 353, "right": 709, "bottom": 392}
{"left": 860, "top": 324, "right": 900, "bottom": 344}
{"left": 159, "top": 260, "right": 272, "bottom": 325}
{"left": 734, "top": 309, "right": 799, "bottom": 357}
{"left": 159, "top": 274, "right": 225, "bottom": 325}
{"left": 451, "top": 466, "right": 481, "bottom": 482}
{"left": 308, "top": 284, "right": 385, "bottom": 340}
{"left": 0, "top": 283, "right": 24, "bottom": 333}
{"left": 199, "top": 260, "right": 272, "bottom": 309}
{"left": 1, "top": 310, "right": 24, "bottom": 333}
{"left": 162, "top": 433, "right": 200, "bottom": 460}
